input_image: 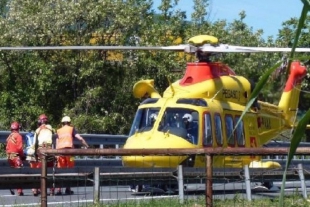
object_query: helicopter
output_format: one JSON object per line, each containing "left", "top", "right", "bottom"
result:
{"left": 121, "top": 34, "right": 310, "bottom": 169}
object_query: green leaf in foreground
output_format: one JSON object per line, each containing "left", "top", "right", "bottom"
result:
{"left": 279, "top": 109, "right": 310, "bottom": 206}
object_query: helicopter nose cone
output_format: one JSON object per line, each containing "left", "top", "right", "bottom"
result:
{"left": 122, "top": 132, "right": 196, "bottom": 168}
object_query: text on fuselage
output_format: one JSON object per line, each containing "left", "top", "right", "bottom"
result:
{"left": 222, "top": 89, "right": 240, "bottom": 100}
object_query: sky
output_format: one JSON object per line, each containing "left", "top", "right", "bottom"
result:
{"left": 153, "top": 0, "right": 303, "bottom": 39}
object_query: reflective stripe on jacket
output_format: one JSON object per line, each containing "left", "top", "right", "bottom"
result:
{"left": 56, "top": 125, "right": 74, "bottom": 149}
{"left": 6, "top": 132, "right": 24, "bottom": 156}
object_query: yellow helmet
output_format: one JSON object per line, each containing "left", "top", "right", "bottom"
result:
{"left": 61, "top": 116, "right": 71, "bottom": 123}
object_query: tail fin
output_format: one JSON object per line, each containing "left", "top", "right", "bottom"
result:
{"left": 278, "top": 61, "right": 307, "bottom": 126}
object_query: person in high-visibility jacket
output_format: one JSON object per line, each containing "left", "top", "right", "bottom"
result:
{"left": 55, "top": 116, "right": 89, "bottom": 195}
{"left": 6, "top": 121, "right": 25, "bottom": 196}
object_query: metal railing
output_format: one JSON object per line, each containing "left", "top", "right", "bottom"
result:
{"left": 39, "top": 147, "right": 310, "bottom": 207}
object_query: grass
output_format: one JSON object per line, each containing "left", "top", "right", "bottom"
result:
{"left": 45, "top": 195, "right": 309, "bottom": 207}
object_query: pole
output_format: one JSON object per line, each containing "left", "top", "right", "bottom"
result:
{"left": 297, "top": 164, "right": 307, "bottom": 199}
{"left": 244, "top": 165, "right": 252, "bottom": 201}
{"left": 206, "top": 154, "right": 213, "bottom": 207}
{"left": 93, "top": 167, "right": 100, "bottom": 204}
{"left": 41, "top": 155, "right": 47, "bottom": 207}
{"left": 177, "top": 165, "right": 184, "bottom": 204}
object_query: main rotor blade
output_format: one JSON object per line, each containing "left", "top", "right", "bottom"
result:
{"left": 0, "top": 44, "right": 309, "bottom": 53}
{"left": 239, "top": 46, "right": 310, "bottom": 52}
{"left": 201, "top": 44, "right": 310, "bottom": 53}
{"left": 0, "top": 46, "right": 167, "bottom": 51}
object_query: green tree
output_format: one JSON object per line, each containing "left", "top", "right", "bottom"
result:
{"left": 0, "top": 0, "right": 189, "bottom": 134}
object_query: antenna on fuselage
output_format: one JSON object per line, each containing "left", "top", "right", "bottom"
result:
{"left": 210, "top": 87, "right": 223, "bottom": 102}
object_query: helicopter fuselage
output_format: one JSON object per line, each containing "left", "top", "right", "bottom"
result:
{"left": 122, "top": 61, "right": 305, "bottom": 169}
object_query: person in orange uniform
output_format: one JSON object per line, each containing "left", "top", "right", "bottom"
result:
{"left": 30, "top": 114, "right": 55, "bottom": 196}
{"left": 6, "top": 121, "right": 25, "bottom": 196}
{"left": 55, "top": 116, "right": 89, "bottom": 195}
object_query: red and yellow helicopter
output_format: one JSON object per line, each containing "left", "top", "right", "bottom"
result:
{"left": 121, "top": 35, "right": 310, "bottom": 169}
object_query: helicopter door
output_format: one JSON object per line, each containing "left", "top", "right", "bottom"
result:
{"left": 203, "top": 112, "right": 212, "bottom": 146}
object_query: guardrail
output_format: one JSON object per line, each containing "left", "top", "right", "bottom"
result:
{"left": 0, "top": 131, "right": 306, "bottom": 148}
{"left": 0, "top": 130, "right": 309, "bottom": 150}
{"left": 0, "top": 131, "right": 128, "bottom": 146}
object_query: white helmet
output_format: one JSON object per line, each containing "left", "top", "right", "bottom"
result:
{"left": 149, "top": 113, "right": 158, "bottom": 122}
{"left": 182, "top": 113, "right": 193, "bottom": 122}
{"left": 61, "top": 116, "right": 71, "bottom": 123}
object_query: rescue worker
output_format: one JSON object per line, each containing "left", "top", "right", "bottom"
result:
{"left": 31, "top": 114, "right": 55, "bottom": 196}
{"left": 148, "top": 113, "right": 158, "bottom": 126}
{"left": 6, "top": 121, "right": 25, "bottom": 196}
{"left": 182, "top": 113, "right": 197, "bottom": 143}
{"left": 55, "top": 116, "right": 89, "bottom": 195}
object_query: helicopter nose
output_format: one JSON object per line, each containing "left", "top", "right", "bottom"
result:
{"left": 122, "top": 132, "right": 196, "bottom": 168}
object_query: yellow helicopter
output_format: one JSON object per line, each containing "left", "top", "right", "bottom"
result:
{"left": 121, "top": 35, "right": 310, "bottom": 169}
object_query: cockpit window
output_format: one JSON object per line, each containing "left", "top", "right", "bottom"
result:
{"left": 158, "top": 108, "right": 199, "bottom": 144}
{"left": 176, "top": 98, "right": 207, "bottom": 106}
{"left": 141, "top": 98, "right": 159, "bottom": 105}
{"left": 129, "top": 107, "right": 160, "bottom": 135}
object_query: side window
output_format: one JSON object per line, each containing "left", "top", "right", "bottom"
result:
{"left": 214, "top": 114, "right": 223, "bottom": 146}
{"left": 203, "top": 113, "right": 212, "bottom": 146}
{"left": 235, "top": 117, "right": 245, "bottom": 146}
{"left": 225, "top": 115, "right": 234, "bottom": 146}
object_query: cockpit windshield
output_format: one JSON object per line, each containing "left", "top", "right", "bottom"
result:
{"left": 158, "top": 108, "right": 199, "bottom": 144}
{"left": 129, "top": 107, "right": 160, "bottom": 135}
{"left": 129, "top": 107, "right": 199, "bottom": 145}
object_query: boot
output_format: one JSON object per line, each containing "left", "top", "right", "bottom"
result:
{"left": 49, "top": 188, "right": 55, "bottom": 196}
{"left": 17, "top": 189, "right": 24, "bottom": 196}
{"left": 55, "top": 188, "right": 62, "bottom": 195}
{"left": 32, "top": 188, "right": 40, "bottom": 196}
{"left": 65, "top": 187, "right": 74, "bottom": 195}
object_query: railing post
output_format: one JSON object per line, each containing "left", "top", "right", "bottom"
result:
{"left": 297, "top": 164, "right": 307, "bottom": 199}
{"left": 177, "top": 165, "right": 184, "bottom": 204}
{"left": 206, "top": 154, "right": 213, "bottom": 207}
{"left": 93, "top": 167, "right": 100, "bottom": 204}
{"left": 41, "top": 154, "right": 47, "bottom": 207}
{"left": 100, "top": 145, "right": 103, "bottom": 159}
{"left": 244, "top": 165, "right": 252, "bottom": 201}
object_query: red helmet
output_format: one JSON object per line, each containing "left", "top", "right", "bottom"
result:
{"left": 39, "top": 114, "right": 48, "bottom": 121}
{"left": 38, "top": 114, "right": 48, "bottom": 124}
{"left": 10, "top": 121, "right": 20, "bottom": 130}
